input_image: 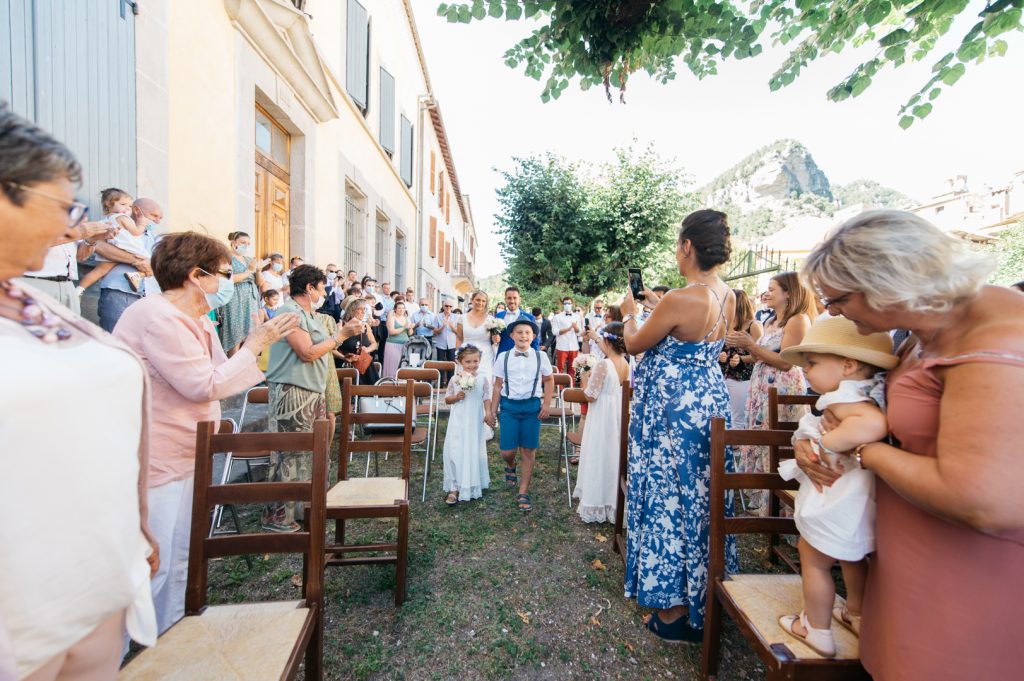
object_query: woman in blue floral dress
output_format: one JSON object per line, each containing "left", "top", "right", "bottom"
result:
{"left": 621, "top": 210, "right": 739, "bottom": 643}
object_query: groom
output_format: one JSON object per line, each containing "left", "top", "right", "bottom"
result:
{"left": 495, "top": 286, "right": 539, "bottom": 353}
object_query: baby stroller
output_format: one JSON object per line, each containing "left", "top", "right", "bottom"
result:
{"left": 400, "top": 335, "right": 433, "bottom": 369}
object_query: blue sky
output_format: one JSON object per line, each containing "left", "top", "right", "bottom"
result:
{"left": 412, "top": 2, "right": 1024, "bottom": 276}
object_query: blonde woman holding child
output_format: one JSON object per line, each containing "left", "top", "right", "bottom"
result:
{"left": 442, "top": 344, "right": 493, "bottom": 505}
{"left": 774, "top": 315, "right": 897, "bottom": 657}
{"left": 572, "top": 322, "right": 630, "bottom": 523}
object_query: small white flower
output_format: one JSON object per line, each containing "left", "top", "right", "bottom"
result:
{"left": 484, "top": 317, "right": 506, "bottom": 333}
{"left": 457, "top": 373, "right": 476, "bottom": 391}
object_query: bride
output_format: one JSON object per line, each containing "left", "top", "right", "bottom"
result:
{"left": 457, "top": 289, "right": 497, "bottom": 380}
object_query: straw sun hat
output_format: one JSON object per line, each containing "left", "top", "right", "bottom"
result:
{"left": 780, "top": 315, "right": 898, "bottom": 370}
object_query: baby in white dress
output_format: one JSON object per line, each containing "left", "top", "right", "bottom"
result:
{"left": 774, "top": 315, "right": 897, "bottom": 658}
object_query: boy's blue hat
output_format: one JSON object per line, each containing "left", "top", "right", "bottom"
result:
{"left": 506, "top": 318, "right": 538, "bottom": 335}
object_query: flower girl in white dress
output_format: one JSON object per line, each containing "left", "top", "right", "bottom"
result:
{"left": 442, "top": 345, "right": 493, "bottom": 504}
{"left": 573, "top": 322, "right": 631, "bottom": 523}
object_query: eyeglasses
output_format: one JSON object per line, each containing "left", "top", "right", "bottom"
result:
{"left": 4, "top": 182, "right": 88, "bottom": 226}
{"left": 199, "top": 267, "right": 232, "bottom": 280}
{"left": 819, "top": 292, "right": 853, "bottom": 310}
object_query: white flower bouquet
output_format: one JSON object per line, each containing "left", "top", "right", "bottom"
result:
{"left": 573, "top": 353, "right": 600, "bottom": 372}
{"left": 484, "top": 317, "right": 506, "bottom": 334}
{"left": 456, "top": 373, "right": 476, "bottom": 391}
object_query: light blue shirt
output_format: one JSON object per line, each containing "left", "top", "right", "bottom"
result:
{"left": 99, "top": 228, "right": 157, "bottom": 294}
{"left": 411, "top": 309, "right": 435, "bottom": 337}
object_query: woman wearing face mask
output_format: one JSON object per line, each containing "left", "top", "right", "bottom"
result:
{"left": 260, "top": 252, "right": 285, "bottom": 295}
{"left": 262, "top": 264, "right": 363, "bottom": 532}
{"left": 338, "top": 298, "right": 380, "bottom": 384}
{"left": 217, "top": 231, "right": 266, "bottom": 356}
{"left": 112, "top": 231, "right": 299, "bottom": 635}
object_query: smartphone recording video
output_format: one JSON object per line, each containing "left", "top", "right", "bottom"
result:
{"left": 628, "top": 267, "right": 645, "bottom": 300}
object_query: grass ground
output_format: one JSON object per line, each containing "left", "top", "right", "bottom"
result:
{"left": 206, "top": 414, "right": 779, "bottom": 680}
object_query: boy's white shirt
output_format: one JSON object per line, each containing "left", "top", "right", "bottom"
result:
{"left": 494, "top": 347, "right": 554, "bottom": 399}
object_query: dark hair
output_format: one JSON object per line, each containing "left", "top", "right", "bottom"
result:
{"left": 290, "top": 256, "right": 303, "bottom": 265}
{"left": 678, "top": 209, "right": 732, "bottom": 270}
{"left": 652, "top": 285, "right": 671, "bottom": 294}
{"left": 0, "top": 104, "right": 82, "bottom": 205}
{"left": 346, "top": 285, "right": 362, "bottom": 296}
{"left": 562, "top": 296, "right": 572, "bottom": 303}
{"left": 227, "top": 231, "right": 249, "bottom": 242}
{"left": 261, "top": 289, "right": 280, "bottom": 302}
{"left": 731, "top": 289, "right": 754, "bottom": 332}
{"left": 288, "top": 264, "right": 326, "bottom": 296}
{"left": 599, "top": 322, "right": 627, "bottom": 356}
{"left": 456, "top": 345, "right": 482, "bottom": 362}
{"left": 391, "top": 291, "right": 403, "bottom": 301}
{"left": 1012, "top": 281, "right": 1024, "bottom": 292}
{"left": 604, "top": 304, "right": 623, "bottom": 322}
{"left": 531, "top": 306, "right": 542, "bottom": 317}
{"left": 504, "top": 286, "right": 520, "bottom": 295}
{"left": 151, "top": 232, "right": 231, "bottom": 291}
{"left": 771, "top": 271, "right": 815, "bottom": 327}
{"left": 362, "top": 276, "right": 376, "bottom": 287}
{"left": 100, "top": 187, "right": 132, "bottom": 214}
{"left": 393, "top": 300, "right": 407, "bottom": 314}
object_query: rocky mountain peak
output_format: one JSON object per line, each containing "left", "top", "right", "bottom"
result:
{"left": 704, "top": 139, "right": 832, "bottom": 212}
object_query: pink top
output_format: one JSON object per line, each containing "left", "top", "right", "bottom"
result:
{"left": 114, "top": 295, "right": 265, "bottom": 488}
{"left": 862, "top": 350, "right": 1024, "bottom": 680}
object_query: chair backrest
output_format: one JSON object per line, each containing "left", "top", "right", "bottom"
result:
{"left": 338, "top": 378, "right": 416, "bottom": 481}
{"left": 187, "top": 420, "right": 330, "bottom": 614}
{"left": 708, "top": 418, "right": 798, "bottom": 584}
{"left": 246, "top": 386, "right": 269, "bottom": 404}
{"left": 336, "top": 367, "right": 359, "bottom": 385}
{"left": 396, "top": 367, "right": 441, "bottom": 387}
{"left": 552, "top": 373, "right": 573, "bottom": 389}
{"left": 423, "top": 360, "right": 455, "bottom": 374}
{"left": 767, "top": 388, "right": 817, "bottom": 431}
{"left": 218, "top": 418, "right": 238, "bottom": 434}
{"left": 561, "top": 387, "right": 587, "bottom": 404}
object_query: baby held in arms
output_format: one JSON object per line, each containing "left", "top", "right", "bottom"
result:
{"left": 775, "top": 315, "right": 898, "bottom": 658}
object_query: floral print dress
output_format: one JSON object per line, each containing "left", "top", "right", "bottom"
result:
{"left": 624, "top": 292, "right": 739, "bottom": 629}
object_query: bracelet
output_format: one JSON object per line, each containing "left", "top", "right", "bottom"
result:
{"left": 854, "top": 443, "right": 869, "bottom": 468}
{"left": 623, "top": 314, "right": 636, "bottom": 324}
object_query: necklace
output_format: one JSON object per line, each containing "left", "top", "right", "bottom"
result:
{"left": 0, "top": 281, "right": 74, "bottom": 343}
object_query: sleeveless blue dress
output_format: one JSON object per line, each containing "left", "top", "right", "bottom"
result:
{"left": 624, "top": 289, "right": 739, "bottom": 629}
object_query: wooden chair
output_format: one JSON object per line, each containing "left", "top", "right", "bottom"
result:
{"left": 558, "top": 387, "right": 588, "bottom": 506}
{"left": 396, "top": 366, "right": 440, "bottom": 463}
{"left": 701, "top": 418, "right": 868, "bottom": 681}
{"left": 326, "top": 379, "right": 416, "bottom": 606}
{"left": 767, "top": 388, "right": 819, "bottom": 571}
{"left": 336, "top": 366, "right": 359, "bottom": 387}
{"left": 612, "top": 379, "right": 632, "bottom": 564}
{"left": 422, "top": 359, "right": 456, "bottom": 413}
{"left": 119, "top": 420, "right": 330, "bottom": 681}
{"left": 238, "top": 385, "right": 269, "bottom": 431}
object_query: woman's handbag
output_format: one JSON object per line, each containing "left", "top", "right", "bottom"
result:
{"left": 352, "top": 347, "right": 373, "bottom": 373}
{"left": 357, "top": 378, "right": 407, "bottom": 434}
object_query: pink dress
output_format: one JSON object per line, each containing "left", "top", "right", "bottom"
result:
{"left": 862, "top": 350, "right": 1024, "bottom": 680}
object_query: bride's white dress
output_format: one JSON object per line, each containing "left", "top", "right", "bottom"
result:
{"left": 572, "top": 358, "right": 624, "bottom": 523}
{"left": 461, "top": 315, "right": 495, "bottom": 380}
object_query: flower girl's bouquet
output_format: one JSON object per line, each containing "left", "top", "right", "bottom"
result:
{"left": 456, "top": 373, "right": 476, "bottom": 392}
{"left": 572, "top": 353, "right": 599, "bottom": 373}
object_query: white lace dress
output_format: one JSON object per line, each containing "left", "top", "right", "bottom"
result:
{"left": 442, "top": 372, "right": 492, "bottom": 500}
{"left": 460, "top": 315, "right": 495, "bottom": 381}
{"left": 572, "top": 358, "right": 623, "bottom": 523}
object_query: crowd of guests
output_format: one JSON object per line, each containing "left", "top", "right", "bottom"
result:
{"left": 3, "top": 103, "right": 1024, "bottom": 681}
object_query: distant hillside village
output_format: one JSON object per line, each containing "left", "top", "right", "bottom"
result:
{"left": 701, "top": 139, "right": 1024, "bottom": 267}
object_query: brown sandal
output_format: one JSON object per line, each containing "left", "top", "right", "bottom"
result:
{"left": 445, "top": 491, "right": 459, "bottom": 506}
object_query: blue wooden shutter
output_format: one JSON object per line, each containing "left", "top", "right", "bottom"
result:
{"left": 378, "top": 67, "right": 395, "bottom": 154}
{"left": 399, "top": 115, "right": 413, "bottom": 187}
{"left": 346, "top": 0, "right": 368, "bottom": 111}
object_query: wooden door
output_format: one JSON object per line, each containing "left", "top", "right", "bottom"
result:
{"left": 266, "top": 174, "right": 290, "bottom": 259}
{"left": 254, "top": 105, "right": 290, "bottom": 259}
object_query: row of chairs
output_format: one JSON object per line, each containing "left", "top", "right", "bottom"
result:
{"left": 121, "top": 379, "right": 427, "bottom": 680}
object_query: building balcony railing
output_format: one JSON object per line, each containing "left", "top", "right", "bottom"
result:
{"left": 451, "top": 259, "right": 474, "bottom": 284}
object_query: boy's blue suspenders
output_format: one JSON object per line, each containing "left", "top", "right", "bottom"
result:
{"left": 503, "top": 349, "right": 542, "bottom": 399}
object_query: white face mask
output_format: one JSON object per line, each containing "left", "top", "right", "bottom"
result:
{"left": 271, "top": 262, "right": 284, "bottom": 272}
{"left": 309, "top": 289, "right": 325, "bottom": 309}
{"left": 326, "top": 272, "right": 337, "bottom": 282}
{"left": 366, "top": 286, "right": 376, "bottom": 294}
{"left": 234, "top": 244, "right": 251, "bottom": 256}
{"left": 563, "top": 303, "right": 572, "bottom": 312}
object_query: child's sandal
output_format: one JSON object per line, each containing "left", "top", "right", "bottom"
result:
{"left": 503, "top": 466, "right": 517, "bottom": 486}
{"left": 778, "top": 612, "right": 836, "bottom": 658}
{"left": 832, "top": 605, "right": 861, "bottom": 636}
{"left": 445, "top": 491, "right": 459, "bottom": 506}
{"left": 516, "top": 493, "right": 532, "bottom": 512}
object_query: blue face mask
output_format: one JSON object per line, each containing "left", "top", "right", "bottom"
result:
{"left": 199, "top": 270, "right": 235, "bottom": 309}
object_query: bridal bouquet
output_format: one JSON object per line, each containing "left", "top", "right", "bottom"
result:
{"left": 456, "top": 373, "right": 476, "bottom": 391}
{"left": 484, "top": 317, "right": 506, "bottom": 334}
{"left": 573, "top": 354, "right": 600, "bottom": 372}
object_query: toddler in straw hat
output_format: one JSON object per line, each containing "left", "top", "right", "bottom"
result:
{"left": 774, "top": 315, "right": 898, "bottom": 658}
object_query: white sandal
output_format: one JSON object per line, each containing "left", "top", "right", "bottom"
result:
{"left": 778, "top": 612, "right": 836, "bottom": 657}
{"left": 832, "top": 605, "right": 861, "bottom": 636}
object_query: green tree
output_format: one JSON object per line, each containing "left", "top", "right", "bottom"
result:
{"left": 992, "top": 219, "right": 1024, "bottom": 285}
{"left": 494, "top": 145, "right": 694, "bottom": 297}
{"left": 437, "top": 0, "right": 1023, "bottom": 126}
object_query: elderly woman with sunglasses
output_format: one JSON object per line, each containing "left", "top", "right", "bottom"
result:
{"left": 0, "top": 106, "right": 160, "bottom": 680}
{"left": 795, "top": 210, "right": 1024, "bottom": 681}
{"left": 112, "top": 232, "right": 300, "bottom": 636}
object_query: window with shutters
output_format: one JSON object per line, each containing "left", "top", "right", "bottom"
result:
{"left": 399, "top": 115, "right": 413, "bottom": 187}
{"left": 375, "top": 212, "right": 388, "bottom": 282}
{"left": 438, "top": 173, "right": 445, "bottom": 208}
{"left": 346, "top": 0, "right": 369, "bottom": 113}
{"left": 379, "top": 68, "right": 395, "bottom": 154}
{"left": 445, "top": 242, "right": 451, "bottom": 273}
{"left": 429, "top": 217, "right": 437, "bottom": 258}
{"left": 429, "top": 152, "right": 436, "bottom": 193}
{"left": 344, "top": 186, "right": 366, "bottom": 274}
{"left": 394, "top": 229, "right": 406, "bottom": 291}
{"left": 445, "top": 197, "right": 450, "bottom": 225}
{"left": 438, "top": 230, "right": 445, "bottom": 265}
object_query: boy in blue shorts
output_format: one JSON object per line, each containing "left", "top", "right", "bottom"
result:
{"left": 486, "top": 318, "right": 554, "bottom": 512}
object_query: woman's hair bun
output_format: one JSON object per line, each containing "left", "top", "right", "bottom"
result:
{"left": 679, "top": 209, "right": 732, "bottom": 270}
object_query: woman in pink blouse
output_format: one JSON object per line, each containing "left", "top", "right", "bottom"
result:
{"left": 795, "top": 210, "right": 1024, "bottom": 680}
{"left": 113, "top": 232, "right": 298, "bottom": 635}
